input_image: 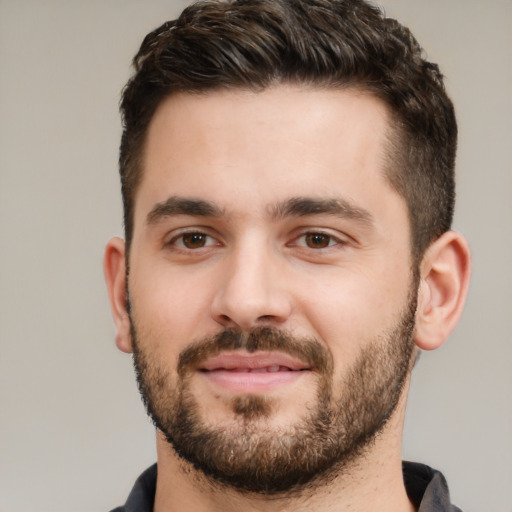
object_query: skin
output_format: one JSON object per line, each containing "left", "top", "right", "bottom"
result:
{"left": 104, "top": 85, "right": 471, "bottom": 512}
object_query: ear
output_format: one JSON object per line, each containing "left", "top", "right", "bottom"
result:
{"left": 414, "top": 231, "right": 471, "bottom": 351}
{"left": 103, "top": 237, "right": 133, "bottom": 353}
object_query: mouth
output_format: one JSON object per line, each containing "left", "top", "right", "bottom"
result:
{"left": 198, "top": 351, "right": 311, "bottom": 393}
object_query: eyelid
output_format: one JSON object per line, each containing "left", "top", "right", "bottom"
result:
{"left": 166, "top": 227, "right": 222, "bottom": 249}
{"left": 289, "top": 229, "right": 348, "bottom": 249}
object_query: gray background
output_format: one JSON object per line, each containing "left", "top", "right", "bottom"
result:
{"left": 0, "top": 1, "right": 510, "bottom": 511}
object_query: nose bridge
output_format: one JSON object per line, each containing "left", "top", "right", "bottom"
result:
{"left": 211, "top": 234, "right": 291, "bottom": 329}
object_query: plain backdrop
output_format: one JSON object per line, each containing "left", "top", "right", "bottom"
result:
{"left": 0, "top": 1, "right": 511, "bottom": 511}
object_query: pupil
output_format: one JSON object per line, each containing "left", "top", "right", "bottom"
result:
{"left": 184, "top": 233, "right": 205, "bottom": 248}
{"left": 307, "top": 233, "right": 329, "bottom": 248}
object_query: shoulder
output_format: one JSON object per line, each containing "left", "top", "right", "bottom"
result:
{"left": 403, "top": 461, "right": 462, "bottom": 512}
{"left": 109, "top": 464, "right": 157, "bottom": 512}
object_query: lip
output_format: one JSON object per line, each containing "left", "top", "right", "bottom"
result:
{"left": 199, "top": 351, "right": 310, "bottom": 371}
{"left": 198, "top": 351, "right": 311, "bottom": 393}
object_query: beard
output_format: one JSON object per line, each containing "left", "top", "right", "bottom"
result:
{"left": 129, "top": 290, "right": 417, "bottom": 496}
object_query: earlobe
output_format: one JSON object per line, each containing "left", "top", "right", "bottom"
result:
{"left": 414, "top": 231, "right": 471, "bottom": 351}
{"left": 103, "top": 237, "right": 133, "bottom": 354}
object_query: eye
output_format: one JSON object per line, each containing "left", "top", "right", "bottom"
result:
{"left": 296, "top": 232, "right": 340, "bottom": 249}
{"left": 172, "top": 232, "right": 217, "bottom": 249}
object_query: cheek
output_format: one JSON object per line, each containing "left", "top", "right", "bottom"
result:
{"left": 293, "top": 266, "right": 410, "bottom": 363}
{"left": 130, "top": 263, "right": 218, "bottom": 350}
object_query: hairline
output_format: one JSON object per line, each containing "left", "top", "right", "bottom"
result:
{"left": 123, "top": 82, "right": 426, "bottom": 266}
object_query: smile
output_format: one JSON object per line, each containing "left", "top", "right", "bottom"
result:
{"left": 213, "top": 365, "right": 296, "bottom": 373}
{"left": 198, "top": 352, "right": 311, "bottom": 393}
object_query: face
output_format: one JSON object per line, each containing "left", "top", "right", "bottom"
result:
{"left": 126, "top": 86, "right": 418, "bottom": 493}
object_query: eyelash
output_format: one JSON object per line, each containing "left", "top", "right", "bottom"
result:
{"left": 168, "top": 231, "right": 219, "bottom": 250}
{"left": 292, "top": 231, "right": 344, "bottom": 250}
{"left": 167, "top": 230, "right": 345, "bottom": 252}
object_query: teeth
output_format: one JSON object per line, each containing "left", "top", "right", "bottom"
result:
{"left": 251, "top": 367, "right": 268, "bottom": 373}
{"left": 267, "top": 365, "right": 280, "bottom": 372}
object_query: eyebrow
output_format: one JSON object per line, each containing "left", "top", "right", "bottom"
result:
{"left": 146, "top": 195, "right": 373, "bottom": 227}
{"left": 270, "top": 197, "right": 374, "bottom": 225}
{"left": 146, "top": 196, "right": 224, "bottom": 225}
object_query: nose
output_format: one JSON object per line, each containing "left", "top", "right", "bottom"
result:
{"left": 211, "top": 242, "right": 293, "bottom": 331}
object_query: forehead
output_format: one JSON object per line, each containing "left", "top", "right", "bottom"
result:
{"left": 135, "top": 85, "right": 401, "bottom": 224}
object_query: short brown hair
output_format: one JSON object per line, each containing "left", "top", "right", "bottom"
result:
{"left": 119, "top": 0, "right": 457, "bottom": 261}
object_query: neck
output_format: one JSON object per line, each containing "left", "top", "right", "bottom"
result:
{"left": 153, "top": 398, "right": 415, "bottom": 512}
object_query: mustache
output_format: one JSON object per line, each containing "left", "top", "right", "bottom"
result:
{"left": 177, "top": 327, "right": 333, "bottom": 378}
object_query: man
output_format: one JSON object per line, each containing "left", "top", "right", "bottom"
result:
{"left": 104, "top": 0, "right": 471, "bottom": 510}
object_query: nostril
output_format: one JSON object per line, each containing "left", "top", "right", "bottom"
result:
{"left": 211, "top": 286, "right": 293, "bottom": 330}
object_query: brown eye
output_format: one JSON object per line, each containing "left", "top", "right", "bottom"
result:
{"left": 304, "top": 233, "right": 331, "bottom": 249}
{"left": 181, "top": 233, "right": 208, "bottom": 249}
